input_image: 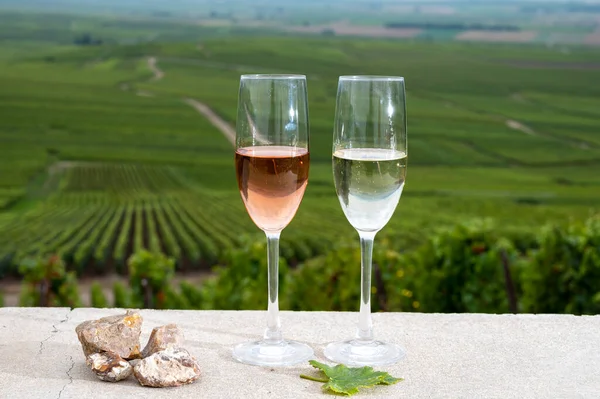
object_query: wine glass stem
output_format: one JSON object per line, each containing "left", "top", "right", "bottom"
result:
{"left": 264, "top": 231, "right": 283, "bottom": 343}
{"left": 357, "top": 231, "right": 376, "bottom": 342}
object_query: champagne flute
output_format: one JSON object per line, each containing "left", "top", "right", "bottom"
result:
{"left": 233, "top": 74, "right": 313, "bottom": 366}
{"left": 326, "top": 76, "right": 407, "bottom": 366}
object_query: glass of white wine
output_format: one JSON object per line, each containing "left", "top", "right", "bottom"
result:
{"left": 326, "top": 76, "right": 407, "bottom": 366}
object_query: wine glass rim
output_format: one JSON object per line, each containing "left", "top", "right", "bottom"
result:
{"left": 339, "top": 75, "right": 404, "bottom": 81}
{"left": 241, "top": 74, "right": 306, "bottom": 80}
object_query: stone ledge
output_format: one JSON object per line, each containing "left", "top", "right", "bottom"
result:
{"left": 0, "top": 308, "right": 598, "bottom": 398}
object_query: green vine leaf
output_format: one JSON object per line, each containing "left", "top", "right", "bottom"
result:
{"left": 300, "top": 360, "right": 403, "bottom": 396}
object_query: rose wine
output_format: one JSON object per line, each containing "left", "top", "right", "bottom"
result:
{"left": 333, "top": 148, "right": 407, "bottom": 233}
{"left": 236, "top": 146, "right": 309, "bottom": 232}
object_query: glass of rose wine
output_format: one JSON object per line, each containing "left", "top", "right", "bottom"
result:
{"left": 325, "top": 76, "right": 407, "bottom": 366}
{"left": 233, "top": 74, "right": 313, "bottom": 366}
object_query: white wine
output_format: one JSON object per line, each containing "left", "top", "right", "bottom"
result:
{"left": 333, "top": 148, "right": 407, "bottom": 232}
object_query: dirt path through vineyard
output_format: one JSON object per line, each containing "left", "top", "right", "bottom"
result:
{"left": 146, "top": 57, "right": 237, "bottom": 146}
{"left": 183, "top": 98, "right": 236, "bottom": 146}
{"left": 147, "top": 56, "right": 164, "bottom": 81}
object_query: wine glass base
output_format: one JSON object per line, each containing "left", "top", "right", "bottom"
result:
{"left": 324, "top": 339, "right": 405, "bottom": 366}
{"left": 232, "top": 339, "right": 314, "bottom": 367}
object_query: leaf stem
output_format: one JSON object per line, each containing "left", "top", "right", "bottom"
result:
{"left": 300, "top": 374, "right": 329, "bottom": 383}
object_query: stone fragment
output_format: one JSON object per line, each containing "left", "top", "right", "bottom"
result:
{"left": 141, "top": 324, "right": 185, "bottom": 358}
{"left": 134, "top": 347, "right": 201, "bottom": 388}
{"left": 75, "top": 310, "right": 142, "bottom": 360}
{"left": 86, "top": 351, "right": 133, "bottom": 382}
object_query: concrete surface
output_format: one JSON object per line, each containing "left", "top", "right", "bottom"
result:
{"left": 0, "top": 308, "right": 598, "bottom": 398}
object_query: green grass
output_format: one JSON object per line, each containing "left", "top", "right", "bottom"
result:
{"left": 0, "top": 11, "right": 598, "bottom": 274}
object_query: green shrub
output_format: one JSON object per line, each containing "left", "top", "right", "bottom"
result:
{"left": 202, "top": 224, "right": 524, "bottom": 314}
{"left": 371, "top": 236, "right": 420, "bottom": 312}
{"left": 521, "top": 217, "right": 600, "bottom": 314}
{"left": 202, "top": 239, "right": 289, "bottom": 310}
{"left": 411, "top": 220, "right": 522, "bottom": 313}
{"left": 287, "top": 241, "right": 363, "bottom": 311}
{"left": 163, "top": 285, "right": 191, "bottom": 310}
{"left": 179, "top": 281, "right": 204, "bottom": 309}
{"left": 90, "top": 282, "right": 108, "bottom": 308}
{"left": 286, "top": 237, "right": 417, "bottom": 312}
{"left": 128, "top": 250, "right": 175, "bottom": 309}
{"left": 18, "top": 255, "right": 81, "bottom": 308}
{"left": 113, "top": 281, "right": 131, "bottom": 308}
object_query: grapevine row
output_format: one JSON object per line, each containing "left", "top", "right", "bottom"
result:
{"left": 0, "top": 162, "right": 339, "bottom": 275}
{"left": 72, "top": 207, "right": 120, "bottom": 273}
{"left": 93, "top": 205, "right": 126, "bottom": 266}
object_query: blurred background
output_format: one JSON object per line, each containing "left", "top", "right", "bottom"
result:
{"left": 0, "top": 0, "right": 598, "bottom": 314}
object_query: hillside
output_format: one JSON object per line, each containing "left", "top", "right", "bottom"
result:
{"left": 0, "top": 15, "right": 599, "bottom": 277}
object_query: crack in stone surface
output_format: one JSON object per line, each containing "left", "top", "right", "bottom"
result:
{"left": 38, "top": 309, "right": 72, "bottom": 357}
{"left": 57, "top": 355, "right": 75, "bottom": 399}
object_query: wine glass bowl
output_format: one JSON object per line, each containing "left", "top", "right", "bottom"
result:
{"left": 232, "top": 74, "right": 313, "bottom": 366}
{"left": 235, "top": 146, "right": 309, "bottom": 233}
{"left": 333, "top": 147, "right": 407, "bottom": 233}
{"left": 326, "top": 76, "right": 407, "bottom": 366}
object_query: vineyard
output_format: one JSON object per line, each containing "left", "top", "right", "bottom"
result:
{"left": 0, "top": 7, "right": 599, "bottom": 312}
{"left": 0, "top": 163, "right": 341, "bottom": 277}
{"left": 15, "top": 214, "right": 600, "bottom": 314}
